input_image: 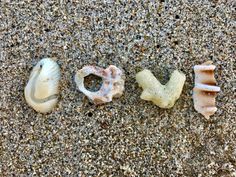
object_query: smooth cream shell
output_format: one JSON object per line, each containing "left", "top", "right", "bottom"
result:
{"left": 24, "top": 58, "right": 60, "bottom": 113}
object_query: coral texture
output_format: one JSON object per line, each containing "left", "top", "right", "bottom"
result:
{"left": 75, "top": 65, "right": 125, "bottom": 104}
{"left": 193, "top": 61, "right": 220, "bottom": 119}
{"left": 136, "top": 69, "right": 186, "bottom": 108}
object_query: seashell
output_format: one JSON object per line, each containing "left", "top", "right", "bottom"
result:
{"left": 24, "top": 58, "right": 60, "bottom": 113}
{"left": 136, "top": 69, "right": 186, "bottom": 108}
{"left": 74, "top": 65, "right": 125, "bottom": 104}
{"left": 193, "top": 61, "right": 220, "bottom": 119}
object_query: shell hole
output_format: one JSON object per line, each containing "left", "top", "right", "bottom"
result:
{"left": 84, "top": 74, "right": 102, "bottom": 92}
{"left": 87, "top": 112, "right": 93, "bottom": 117}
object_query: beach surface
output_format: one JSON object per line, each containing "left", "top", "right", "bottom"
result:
{"left": 0, "top": 1, "right": 235, "bottom": 176}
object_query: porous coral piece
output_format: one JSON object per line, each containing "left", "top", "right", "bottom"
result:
{"left": 24, "top": 58, "right": 60, "bottom": 113}
{"left": 136, "top": 69, "right": 186, "bottom": 108}
{"left": 193, "top": 61, "right": 220, "bottom": 119}
{"left": 74, "top": 65, "right": 125, "bottom": 104}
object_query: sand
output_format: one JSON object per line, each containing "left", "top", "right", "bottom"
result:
{"left": 0, "top": 1, "right": 235, "bottom": 176}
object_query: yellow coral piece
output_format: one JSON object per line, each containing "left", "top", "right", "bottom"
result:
{"left": 136, "top": 69, "right": 186, "bottom": 108}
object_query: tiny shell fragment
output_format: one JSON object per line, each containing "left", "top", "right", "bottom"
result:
{"left": 193, "top": 61, "right": 220, "bottom": 119}
{"left": 74, "top": 65, "right": 125, "bottom": 104}
{"left": 136, "top": 69, "right": 186, "bottom": 108}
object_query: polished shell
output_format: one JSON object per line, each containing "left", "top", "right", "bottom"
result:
{"left": 24, "top": 58, "right": 60, "bottom": 113}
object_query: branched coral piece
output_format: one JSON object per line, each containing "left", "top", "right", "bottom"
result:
{"left": 136, "top": 69, "right": 186, "bottom": 108}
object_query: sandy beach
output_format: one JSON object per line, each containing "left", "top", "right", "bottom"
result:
{"left": 0, "top": 1, "right": 235, "bottom": 176}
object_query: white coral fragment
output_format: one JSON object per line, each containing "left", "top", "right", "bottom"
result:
{"left": 24, "top": 58, "right": 60, "bottom": 113}
{"left": 193, "top": 61, "right": 220, "bottom": 119}
{"left": 136, "top": 69, "right": 186, "bottom": 108}
{"left": 74, "top": 65, "right": 125, "bottom": 104}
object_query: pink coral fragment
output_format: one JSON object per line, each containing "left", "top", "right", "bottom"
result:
{"left": 75, "top": 65, "right": 125, "bottom": 104}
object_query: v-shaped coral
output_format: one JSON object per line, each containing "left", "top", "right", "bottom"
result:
{"left": 136, "top": 69, "right": 186, "bottom": 108}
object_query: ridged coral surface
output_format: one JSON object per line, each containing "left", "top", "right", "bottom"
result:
{"left": 193, "top": 61, "right": 221, "bottom": 119}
